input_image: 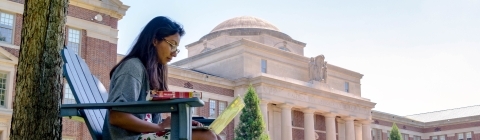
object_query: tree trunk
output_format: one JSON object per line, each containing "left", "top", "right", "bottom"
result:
{"left": 10, "top": 0, "right": 69, "bottom": 139}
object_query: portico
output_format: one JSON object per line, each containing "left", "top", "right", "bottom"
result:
{"left": 249, "top": 75, "right": 375, "bottom": 140}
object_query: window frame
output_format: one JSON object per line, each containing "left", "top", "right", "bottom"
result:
{"left": 371, "top": 128, "right": 382, "bottom": 140}
{"left": 465, "top": 132, "right": 472, "bottom": 140}
{"left": 67, "top": 28, "right": 82, "bottom": 56}
{"left": 403, "top": 133, "right": 409, "bottom": 140}
{"left": 63, "top": 78, "right": 76, "bottom": 104}
{"left": 0, "top": 11, "right": 15, "bottom": 44}
{"left": 261, "top": 59, "right": 267, "bottom": 73}
{"left": 344, "top": 82, "right": 350, "bottom": 93}
{"left": 208, "top": 99, "right": 228, "bottom": 119}
{"left": 0, "top": 69, "right": 14, "bottom": 109}
{"left": 439, "top": 135, "right": 445, "bottom": 140}
{"left": 0, "top": 72, "right": 8, "bottom": 107}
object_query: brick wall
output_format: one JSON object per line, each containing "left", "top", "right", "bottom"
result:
{"left": 423, "top": 121, "right": 480, "bottom": 133}
{"left": 373, "top": 119, "right": 423, "bottom": 133}
{"left": 62, "top": 119, "right": 92, "bottom": 140}
{"left": 317, "top": 132, "right": 326, "bottom": 140}
{"left": 474, "top": 133, "right": 480, "bottom": 140}
{"left": 292, "top": 110, "right": 304, "bottom": 128}
{"left": 292, "top": 128, "right": 304, "bottom": 140}
{"left": 14, "top": 14, "right": 22, "bottom": 46}
{"left": 84, "top": 37, "right": 116, "bottom": 88}
{"left": 314, "top": 114, "right": 326, "bottom": 131}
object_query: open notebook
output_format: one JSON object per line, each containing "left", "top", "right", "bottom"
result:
{"left": 194, "top": 96, "right": 245, "bottom": 134}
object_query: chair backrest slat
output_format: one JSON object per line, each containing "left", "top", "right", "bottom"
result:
{"left": 64, "top": 64, "right": 103, "bottom": 137}
{"left": 62, "top": 47, "right": 106, "bottom": 140}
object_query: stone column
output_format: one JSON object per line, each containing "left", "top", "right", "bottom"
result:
{"left": 280, "top": 103, "right": 293, "bottom": 140}
{"left": 344, "top": 117, "right": 355, "bottom": 140}
{"left": 355, "top": 122, "right": 362, "bottom": 140}
{"left": 260, "top": 100, "right": 269, "bottom": 134}
{"left": 361, "top": 120, "right": 372, "bottom": 140}
{"left": 303, "top": 108, "right": 316, "bottom": 140}
{"left": 324, "top": 113, "right": 337, "bottom": 140}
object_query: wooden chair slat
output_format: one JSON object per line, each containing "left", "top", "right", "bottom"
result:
{"left": 64, "top": 63, "right": 104, "bottom": 137}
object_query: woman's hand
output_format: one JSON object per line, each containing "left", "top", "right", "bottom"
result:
{"left": 192, "top": 120, "right": 204, "bottom": 127}
{"left": 109, "top": 110, "right": 165, "bottom": 133}
{"left": 158, "top": 116, "right": 171, "bottom": 131}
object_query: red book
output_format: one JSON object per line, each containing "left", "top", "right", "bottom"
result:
{"left": 147, "top": 90, "right": 202, "bottom": 101}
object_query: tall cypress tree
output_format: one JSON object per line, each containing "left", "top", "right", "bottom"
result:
{"left": 235, "top": 85, "right": 269, "bottom": 140}
{"left": 390, "top": 123, "right": 403, "bottom": 140}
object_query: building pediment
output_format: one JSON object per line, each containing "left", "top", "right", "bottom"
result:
{"left": 0, "top": 47, "right": 18, "bottom": 64}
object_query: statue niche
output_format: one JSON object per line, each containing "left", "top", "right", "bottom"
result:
{"left": 308, "top": 55, "right": 328, "bottom": 82}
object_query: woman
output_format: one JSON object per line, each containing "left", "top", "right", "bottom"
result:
{"left": 103, "top": 16, "right": 219, "bottom": 140}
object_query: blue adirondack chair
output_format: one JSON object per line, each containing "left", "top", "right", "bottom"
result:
{"left": 59, "top": 47, "right": 210, "bottom": 140}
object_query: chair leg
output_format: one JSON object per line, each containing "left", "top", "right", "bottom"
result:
{"left": 170, "top": 103, "right": 192, "bottom": 140}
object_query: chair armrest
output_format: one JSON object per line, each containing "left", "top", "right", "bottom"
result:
{"left": 61, "top": 98, "right": 204, "bottom": 116}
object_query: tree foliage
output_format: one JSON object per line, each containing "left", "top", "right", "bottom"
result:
{"left": 235, "top": 85, "right": 269, "bottom": 140}
{"left": 389, "top": 123, "right": 403, "bottom": 140}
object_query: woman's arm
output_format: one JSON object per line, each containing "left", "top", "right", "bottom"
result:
{"left": 109, "top": 110, "right": 168, "bottom": 133}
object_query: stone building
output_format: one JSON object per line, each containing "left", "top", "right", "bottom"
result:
{"left": 170, "top": 16, "right": 376, "bottom": 140}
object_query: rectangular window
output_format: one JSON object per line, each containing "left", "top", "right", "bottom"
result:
{"left": 63, "top": 83, "right": 76, "bottom": 104}
{"left": 344, "top": 82, "right": 350, "bottom": 93}
{"left": 458, "top": 133, "right": 464, "bottom": 140}
{"left": 403, "top": 134, "right": 409, "bottom": 140}
{"left": 372, "top": 128, "right": 382, "bottom": 140}
{"left": 0, "top": 12, "right": 14, "bottom": 44}
{"left": 387, "top": 131, "right": 391, "bottom": 140}
{"left": 439, "top": 135, "right": 445, "bottom": 140}
{"left": 0, "top": 72, "right": 7, "bottom": 107}
{"left": 414, "top": 136, "right": 421, "bottom": 140}
{"left": 218, "top": 101, "right": 226, "bottom": 115}
{"left": 67, "top": 28, "right": 81, "bottom": 55}
{"left": 209, "top": 99, "right": 228, "bottom": 118}
{"left": 466, "top": 132, "right": 472, "bottom": 140}
{"left": 209, "top": 99, "right": 217, "bottom": 118}
{"left": 261, "top": 59, "right": 267, "bottom": 73}
{"left": 432, "top": 136, "right": 438, "bottom": 140}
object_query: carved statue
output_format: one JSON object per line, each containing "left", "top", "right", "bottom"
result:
{"left": 322, "top": 61, "right": 328, "bottom": 83}
{"left": 308, "top": 57, "right": 317, "bottom": 81}
{"left": 308, "top": 55, "right": 328, "bottom": 82}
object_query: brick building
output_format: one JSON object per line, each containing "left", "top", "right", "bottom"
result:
{"left": 0, "top": 0, "right": 128, "bottom": 139}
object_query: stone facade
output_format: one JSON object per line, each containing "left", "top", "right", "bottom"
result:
{"left": 172, "top": 16, "right": 376, "bottom": 140}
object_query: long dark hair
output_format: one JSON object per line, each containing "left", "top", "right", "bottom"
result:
{"left": 111, "top": 16, "right": 185, "bottom": 90}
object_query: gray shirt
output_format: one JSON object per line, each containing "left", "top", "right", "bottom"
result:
{"left": 103, "top": 58, "right": 160, "bottom": 140}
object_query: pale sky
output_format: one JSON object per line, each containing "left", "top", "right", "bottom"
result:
{"left": 117, "top": 0, "right": 480, "bottom": 116}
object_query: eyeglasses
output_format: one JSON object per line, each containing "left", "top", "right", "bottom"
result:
{"left": 163, "top": 38, "right": 180, "bottom": 54}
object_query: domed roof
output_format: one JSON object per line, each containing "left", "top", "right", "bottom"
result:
{"left": 210, "top": 16, "right": 280, "bottom": 33}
